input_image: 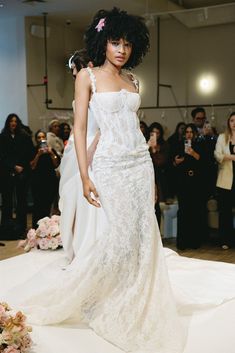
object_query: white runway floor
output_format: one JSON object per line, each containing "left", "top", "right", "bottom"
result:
{"left": 1, "top": 249, "right": 235, "bottom": 353}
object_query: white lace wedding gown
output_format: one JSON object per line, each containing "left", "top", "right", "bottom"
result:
{"left": 3, "top": 68, "right": 235, "bottom": 353}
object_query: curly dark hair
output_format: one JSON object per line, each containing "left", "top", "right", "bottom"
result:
{"left": 84, "top": 7, "right": 150, "bottom": 69}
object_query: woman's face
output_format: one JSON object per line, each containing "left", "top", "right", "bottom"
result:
{"left": 9, "top": 117, "right": 17, "bottom": 132}
{"left": 36, "top": 132, "right": 46, "bottom": 144}
{"left": 63, "top": 124, "right": 71, "bottom": 138}
{"left": 229, "top": 115, "right": 235, "bottom": 132}
{"left": 185, "top": 127, "right": 194, "bottom": 140}
{"left": 150, "top": 128, "right": 161, "bottom": 140}
{"left": 106, "top": 38, "right": 132, "bottom": 67}
{"left": 178, "top": 124, "right": 186, "bottom": 136}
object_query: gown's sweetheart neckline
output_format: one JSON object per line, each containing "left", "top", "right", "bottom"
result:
{"left": 89, "top": 89, "right": 139, "bottom": 104}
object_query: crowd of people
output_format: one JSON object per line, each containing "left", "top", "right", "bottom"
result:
{"left": 0, "top": 106, "right": 234, "bottom": 250}
{"left": 142, "top": 107, "right": 235, "bottom": 250}
{"left": 0, "top": 114, "right": 71, "bottom": 237}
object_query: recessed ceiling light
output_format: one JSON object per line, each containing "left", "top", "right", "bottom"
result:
{"left": 0, "top": 4, "right": 4, "bottom": 8}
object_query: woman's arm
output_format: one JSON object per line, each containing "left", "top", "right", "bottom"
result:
{"left": 214, "top": 134, "right": 235, "bottom": 162}
{"left": 48, "top": 147, "right": 60, "bottom": 168}
{"left": 87, "top": 130, "right": 101, "bottom": 167}
{"left": 73, "top": 69, "right": 100, "bottom": 208}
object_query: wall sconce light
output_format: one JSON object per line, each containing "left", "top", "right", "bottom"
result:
{"left": 197, "top": 74, "right": 217, "bottom": 94}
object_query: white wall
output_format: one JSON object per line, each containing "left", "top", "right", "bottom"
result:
{"left": 0, "top": 17, "right": 27, "bottom": 130}
{"left": 25, "top": 17, "right": 84, "bottom": 134}
{"left": 137, "top": 18, "right": 235, "bottom": 137}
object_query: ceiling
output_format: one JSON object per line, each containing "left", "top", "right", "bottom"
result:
{"left": 170, "top": 0, "right": 234, "bottom": 8}
{"left": 0, "top": 0, "right": 235, "bottom": 29}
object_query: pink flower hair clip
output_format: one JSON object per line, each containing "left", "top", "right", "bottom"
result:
{"left": 95, "top": 17, "right": 106, "bottom": 32}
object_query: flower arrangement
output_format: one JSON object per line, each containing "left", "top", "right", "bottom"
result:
{"left": 0, "top": 302, "right": 32, "bottom": 353}
{"left": 18, "top": 215, "right": 62, "bottom": 251}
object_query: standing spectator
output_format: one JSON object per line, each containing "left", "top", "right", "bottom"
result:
{"left": 214, "top": 112, "right": 235, "bottom": 249}
{"left": 59, "top": 122, "right": 71, "bottom": 147}
{"left": 0, "top": 114, "right": 34, "bottom": 237}
{"left": 173, "top": 123, "right": 205, "bottom": 250}
{"left": 47, "top": 119, "right": 64, "bottom": 157}
{"left": 191, "top": 106, "right": 206, "bottom": 136}
{"left": 167, "top": 122, "right": 186, "bottom": 199}
{"left": 30, "top": 130, "right": 60, "bottom": 228}
{"left": 148, "top": 122, "right": 169, "bottom": 202}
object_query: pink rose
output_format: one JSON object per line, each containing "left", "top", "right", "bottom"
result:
{"left": 48, "top": 224, "right": 59, "bottom": 237}
{"left": 51, "top": 214, "right": 60, "bottom": 224}
{"left": 38, "top": 238, "right": 49, "bottom": 250}
{"left": 36, "top": 224, "right": 47, "bottom": 238}
{"left": 2, "top": 330, "right": 14, "bottom": 342}
{"left": 49, "top": 237, "right": 59, "bottom": 250}
{"left": 20, "top": 334, "right": 32, "bottom": 351}
{"left": 26, "top": 229, "right": 36, "bottom": 240}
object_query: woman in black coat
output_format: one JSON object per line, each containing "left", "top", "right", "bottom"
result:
{"left": 30, "top": 130, "right": 60, "bottom": 228}
{"left": 0, "top": 114, "right": 34, "bottom": 236}
{"left": 173, "top": 123, "right": 205, "bottom": 250}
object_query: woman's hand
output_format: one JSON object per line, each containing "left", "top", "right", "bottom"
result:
{"left": 82, "top": 178, "right": 101, "bottom": 208}
{"left": 174, "top": 155, "right": 184, "bottom": 165}
{"left": 15, "top": 165, "right": 23, "bottom": 173}
{"left": 185, "top": 147, "right": 200, "bottom": 160}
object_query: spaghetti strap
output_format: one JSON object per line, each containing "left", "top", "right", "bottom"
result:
{"left": 86, "top": 67, "right": 96, "bottom": 94}
{"left": 128, "top": 72, "right": 139, "bottom": 92}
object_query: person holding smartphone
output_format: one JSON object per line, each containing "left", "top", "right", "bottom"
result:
{"left": 173, "top": 123, "right": 205, "bottom": 250}
{"left": 30, "top": 130, "right": 60, "bottom": 228}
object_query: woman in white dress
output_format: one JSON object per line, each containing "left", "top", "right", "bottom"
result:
{"left": 4, "top": 7, "right": 235, "bottom": 353}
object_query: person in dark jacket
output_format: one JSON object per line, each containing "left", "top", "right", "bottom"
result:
{"left": 173, "top": 123, "right": 206, "bottom": 250}
{"left": 0, "top": 114, "right": 34, "bottom": 236}
{"left": 30, "top": 130, "right": 60, "bottom": 228}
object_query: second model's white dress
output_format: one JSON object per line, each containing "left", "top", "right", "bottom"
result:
{"left": 4, "top": 68, "right": 235, "bottom": 353}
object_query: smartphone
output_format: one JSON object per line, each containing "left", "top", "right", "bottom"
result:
{"left": 184, "top": 139, "right": 191, "bottom": 153}
{"left": 39, "top": 139, "right": 48, "bottom": 149}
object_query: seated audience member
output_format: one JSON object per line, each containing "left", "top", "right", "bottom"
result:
{"left": 214, "top": 112, "right": 235, "bottom": 249}
{"left": 30, "top": 130, "right": 60, "bottom": 228}
{"left": 59, "top": 122, "right": 71, "bottom": 147}
{"left": 0, "top": 114, "right": 34, "bottom": 237}
{"left": 47, "top": 119, "right": 64, "bottom": 157}
{"left": 173, "top": 123, "right": 205, "bottom": 250}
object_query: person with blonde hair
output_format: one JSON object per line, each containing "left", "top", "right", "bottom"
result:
{"left": 214, "top": 112, "right": 235, "bottom": 249}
